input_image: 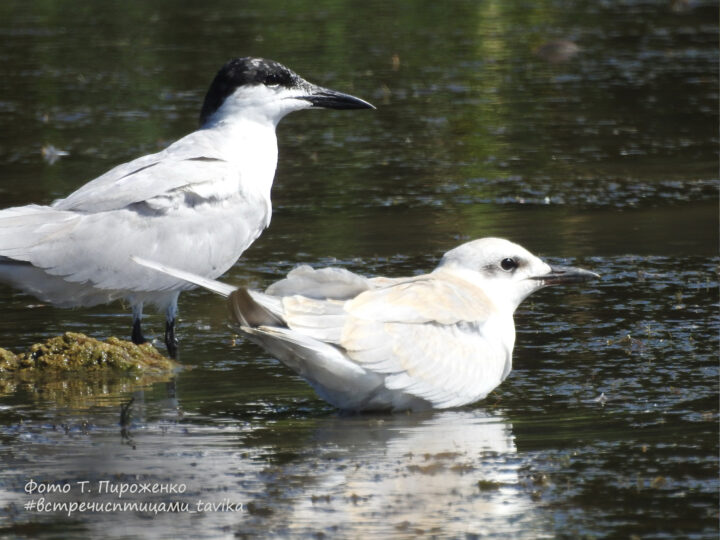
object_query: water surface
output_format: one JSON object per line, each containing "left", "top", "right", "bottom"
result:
{"left": 0, "top": 0, "right": 717, "bottom": 538}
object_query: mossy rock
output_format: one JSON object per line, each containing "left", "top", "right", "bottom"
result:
{"left": 0, "top": 332, "right": 177, "bottom": 374}
{"left": 0, "top": 348, "right": 16, "bottom": 372}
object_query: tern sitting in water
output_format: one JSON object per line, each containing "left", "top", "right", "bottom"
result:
{"left": 133, "top": 238, "right": 599, "bottom": 411}
{"left": 0, "top": 57, "right": 373, "bottom": 358}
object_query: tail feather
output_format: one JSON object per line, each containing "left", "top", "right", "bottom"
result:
{"left": 130, "top": 256, "right": 236, "bottom": 297}
{"left": 131, "top": 255, "right": 287, "bottom": 327}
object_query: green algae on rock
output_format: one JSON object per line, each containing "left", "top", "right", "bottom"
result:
{"left": 0, "top": 332, "right": 177, "bottom": 374}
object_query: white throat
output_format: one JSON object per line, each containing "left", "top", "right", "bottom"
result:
{"left": 206, "top": 115, "right": 280, "bottom": 202}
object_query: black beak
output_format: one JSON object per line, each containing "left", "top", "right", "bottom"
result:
{"left": 531, "top": 265, "right": 600, "bottom": 286}
{"left": 299, "top": 85, "right": 375, "bottom": 110}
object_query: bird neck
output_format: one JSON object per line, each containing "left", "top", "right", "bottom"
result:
{"left": 207, "top": 117, "right": 280, "bottom": 199}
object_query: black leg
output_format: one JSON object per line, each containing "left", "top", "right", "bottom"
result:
{"left": 165, "top": 318, "right": 178, "bottom": 359}
{"left": 131, "top": 317, "right": 146, "bottom": 345}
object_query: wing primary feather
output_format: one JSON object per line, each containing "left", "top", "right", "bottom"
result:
{"left": 228, "top": 289, "right": 285, "bottom": 327}
{"left": 187, "top": 156, "right": 225, "bottom": 162}
{"left": 117, "top": 162, "right": 159, "bottom": 182}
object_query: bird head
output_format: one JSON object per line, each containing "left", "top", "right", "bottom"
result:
{"left": 437, "top": 237, "right": 599, "bottom": 312}
{"left": 199, "top": 57, "right": 374, "bottom": 127}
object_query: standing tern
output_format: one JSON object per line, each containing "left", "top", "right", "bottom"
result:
{"left": 133, "top": 237, "right": 599, "bottom": 411}
{"left": 0, "top": 57, "right": 374, "bottom": 358}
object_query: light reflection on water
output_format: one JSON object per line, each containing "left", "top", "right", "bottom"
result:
{"left": 1, "top": 254, "right": 716, "bottom": 537}
{"left": 2, "top": 402, "right": 547, "bottom": 539}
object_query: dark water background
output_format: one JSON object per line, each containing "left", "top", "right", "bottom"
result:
{"left": 0, "top": 0, "right": 717, "bottom": 538}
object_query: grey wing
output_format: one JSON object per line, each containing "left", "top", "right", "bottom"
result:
{"left": 266, "top": 265, "right": 373, "bottom": 300}
{"left": 0, "top": 178, "right": 267, "bottom": 294}
{"left": 52, "top": 131, "right": 233, "bottom": 212}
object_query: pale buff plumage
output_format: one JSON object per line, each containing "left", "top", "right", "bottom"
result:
{"left": 133, "top": 237, "right": 599, "bottom": 411}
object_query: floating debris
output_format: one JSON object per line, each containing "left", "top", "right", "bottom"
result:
{"left": 41, "top": 144, "right": 69, "bottom": 165}
{"left": 477, "top": 479, "right": 503, "bottom": 491}
{"left": 391, "top": 53, "right": 401, "bottom": 71}
{"left": 650, "top": 476, "right": 667, "bottom": 489}
{"left": 534, "top": 40, "right": 581, "bottom": 63}
{"left": 670, "top": 0, "right": 692, "bottom": 12}
{"left": 407, "top": 463, "right": 444, "bottom": 476}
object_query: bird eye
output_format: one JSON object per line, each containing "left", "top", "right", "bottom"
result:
{"left": 500, "top": 258, "right": 518, "bottom": 271}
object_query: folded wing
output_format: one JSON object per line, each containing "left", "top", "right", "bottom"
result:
{"left": 278, "top": 271, "right": 508, "bottom": 409}
{"left": 266, "top": 264, "right": 372, "bottom": 300}
{"left": 52, "top": 131, "right": 236, "bottom": 213}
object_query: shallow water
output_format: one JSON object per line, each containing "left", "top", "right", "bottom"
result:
{"left": 0, "top": 0, "right": 717, "bottom": 538}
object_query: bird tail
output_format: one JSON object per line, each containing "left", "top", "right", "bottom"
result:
{"left": 131, "top": 255, "right": 284, "bottom": 327}
{"left": 130, "top": 256, "right": 237, "bottom": 297}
